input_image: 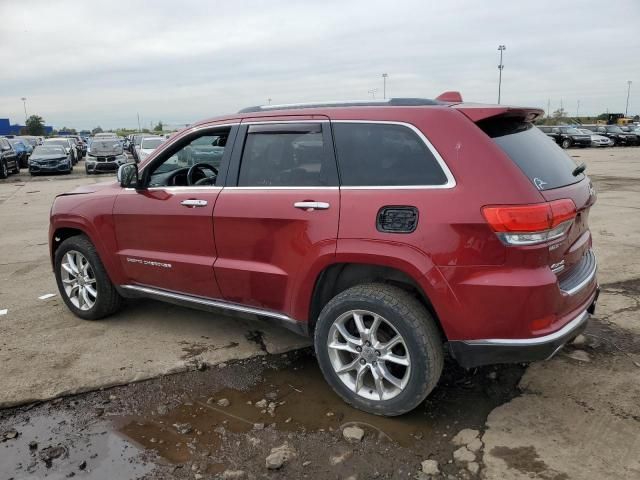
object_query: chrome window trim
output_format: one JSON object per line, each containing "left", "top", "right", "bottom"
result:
{"left": 331, "top": 120, "right": 456, "bottom": 189}
{"left": 223, "top": 186, "right": 339, "bottom": 190}
{"left": 462, "top": 310, "right": 589, "bottom": 347}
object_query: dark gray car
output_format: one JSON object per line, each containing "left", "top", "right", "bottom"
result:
{"left": 29, "top": 145, "right": 73, "bottom": 175}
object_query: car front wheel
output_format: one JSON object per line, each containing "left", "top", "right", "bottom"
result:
{"left": 314, "top": 283, "right": 443, "bottom": 416}
{"left": 561, "top": 138, "right": 572, "bottom": 149}
{"left": 0, "top": 160, "right": 8, "bottom": 179}
{"left": 54, "top": 235, "right": 123, "bottom": 320}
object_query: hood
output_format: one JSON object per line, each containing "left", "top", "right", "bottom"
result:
{"left": 90, "top": 141, "right": 123, "bottom": 156}
{"left": 58, "top": 181, "right": 119, "bottom": 197}
{"left": 31, "top": 153, "right": 68, "bottom": 161}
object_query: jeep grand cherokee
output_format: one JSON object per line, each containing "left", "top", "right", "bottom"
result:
{"left": 49, "top": 94, "right": 598, "bottom": 416}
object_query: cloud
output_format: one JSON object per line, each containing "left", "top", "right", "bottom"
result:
{"left": 1, "top": 0, "right": 638, "bottom": 129}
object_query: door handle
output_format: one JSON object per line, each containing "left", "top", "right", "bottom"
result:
{"left": 293, "top": 201, "right": 330, "bottom": 211}
{"left": 181, "top": 199, "right": 208, "bottom": 208}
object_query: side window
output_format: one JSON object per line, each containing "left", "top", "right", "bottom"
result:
{"left": 147, "top": 129, "right": 229, "bottom": 187}
{"left": 332, "top": 123, "right": 448, "bottom": 186}
{"left": 597, "top": 127, "right": 605, "bottom": 133}
{"left": 238, "top": 123, "right": 337, "bottom": 187}
{"left": 552, "top": 128, "right": 560, "bottom": 134}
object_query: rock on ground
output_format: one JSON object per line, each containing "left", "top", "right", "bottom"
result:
{"left": 265, "top": 443, "right": 297, "bottom": 470}
{"left": 452, "top": 428, "right": 480, "bottom": 447}
{"left": 343, "top": 426, "right": 365, "bottom": 443}
{"left": 453, "top": 446, "right": 476, "bottom": 463}
{"left": 421, "top": 459, "right": 440, "bottom": 475}
{"left": 221, "top": 470, "right": 246, "bottom": 479}
{"left": 467, "top": 437, "right": 484, "bottom": 453}
{"left": 467, "top": 461, "right": 480, "bottom": 474}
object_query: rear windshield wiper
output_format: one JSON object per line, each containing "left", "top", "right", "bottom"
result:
{"left": 572, "top": 163, "right": 587, "bottom": 177}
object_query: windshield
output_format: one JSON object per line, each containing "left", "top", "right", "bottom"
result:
{"left": 578, "top": 129, "right": 592, "bottom": 135}
{"left": 34, "top": 146, "right": 66, "bottom": 155}
{"left": 141, "top": 138, "right": 163, "bottom": 149}
{"left": 606, "top": 126, "right": 623, "bottom": 133}
{"left": 562, "top": 128, "right": 581, "bottom": 134}
{"left": 90, "top": 139, "right": 123, "bottom": 153}
{"left": 479, "top": 119, "right": 583, "bottom": 191}
{"left": 46, "top": 140, "right": 69, "bottom": 148}
{"left": 8, "top": 139, "right": 24, "bottom": 147}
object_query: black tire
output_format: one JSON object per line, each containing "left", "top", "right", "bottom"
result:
{"left": 54, "top": 235, "right": 123, "bottom": 320}
{"left": 610, "top": 138, "right": 617, "bottom": 147}
{"left": 314, "top": 283, "right": 444, "bottom": 416}
{"left": 0, "top": 159, "right": 7, "bottom": 179}
{"left": 561, "top": 138, "right": 571, "bottom": 149}
{"left": 11, "top": 159, "right": 20, "bottom": 174}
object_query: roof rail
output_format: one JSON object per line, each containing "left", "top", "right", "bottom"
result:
{"left": 238, "top": 97, "right": 441, "bottom": 113}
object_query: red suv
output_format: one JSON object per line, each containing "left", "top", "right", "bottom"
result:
{"left": 49, "top": 95, "right": 598, "bottom": 416}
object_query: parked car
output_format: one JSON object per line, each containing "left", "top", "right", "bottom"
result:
{"left": 138, "top": 136, "right": 165, "bottom": 162}
{"left": 85, "top": 137, "right": 127, "bottom": 174}
{"left": 18, "top": 135, "right": 40, "bottom": 149}
{"left": 0, "top": 137, "right": 20, "bottom": 178}
{"left": 619, "top": 126, "right": 640, "bottom": 144}
{"left": 28, "top": 145, "right": 73, "bottom": 175}
{"left": 583, "top": 125, "right": 638, "bottom": 146}
{"left": 45, "top": 138, "right": 79, "bottom": 164}
{"left": 49, "top": 95, "right": 598, "bottom": 416}
{"left": 577, "top": 129, "right": 612, "bottom": 147}
{"left": 131, "top": 134, "right": 145, "bottom": 161}
{"left": 70, "top": 136, "right": 87, "bottom": 158}
{"left": 7, "top": 138, "right": 32, "bottom": 167}
{"left": 537, "top": 126, "right": 590, "bottom": 149}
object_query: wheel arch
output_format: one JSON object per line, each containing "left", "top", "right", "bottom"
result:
{"left": 306, "top": 262, "right": 449, "bottom": 341}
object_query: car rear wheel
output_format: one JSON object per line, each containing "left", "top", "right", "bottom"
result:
{"left": 54, "top": 235, "right": 123, "bottom": 320}
{"left": 0, "top": 160, "right": 8, "bottom": 179}
{"left": 314, "top": 283, "right": 443, "bottom": 416}
{"left": 561, "top": 138, "right": 572, "bottom": 149}
{"left": 11, "top": 159, "right": 20, "bottom": 174}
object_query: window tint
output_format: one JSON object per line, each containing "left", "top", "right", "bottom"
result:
{"left": 479, "top": 119, "right": 583, "bottom": 191}
{"left": 332, "top": 123, "right": 447, "bottom": 186}
{"left": 238, "top": 124, "right": 336, "bottom": 187}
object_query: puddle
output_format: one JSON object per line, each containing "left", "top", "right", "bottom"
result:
{"left": 116, "top": 351, "right": 525, "bottom": 467}
{"left": 0, "top": 411, "right": 153, "bottom": 480}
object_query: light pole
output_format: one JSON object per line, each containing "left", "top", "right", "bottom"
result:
{"left": 267, "top": 98, "right": 272, "bottom": 105}
{"left": 576, "top": 100, "right": 580, "bottom": 118}
{"left": 625, "top": 81, "right": 632, "bottom": 116}
{"left": 382, "top": 73, "right": 388, "bottom": 99}
{"left": 21, "top": 97, "right": 27, "bottom": 123}
{"left": 368, "top": 88, "right": 378, "bottom": 99}
{"left": 497, "top": 45, "right": 506, "bottom": 104}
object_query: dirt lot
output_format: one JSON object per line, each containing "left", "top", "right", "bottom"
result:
{"left": 0, "top": 148, "right": 639, "bottom": 479}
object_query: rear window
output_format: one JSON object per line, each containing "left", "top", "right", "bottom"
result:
{"left": 479, "top": 119, "right": 583, "bottom": 191}
{"left": 332, "top": 123, "right": 447, "bottom": 186}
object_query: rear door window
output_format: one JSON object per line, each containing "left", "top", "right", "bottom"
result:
{"left": 478, "top": 119, "right": 583, "bottom": 191}
{"left": 332, "top": 122, "right": 448, "bottom": 186}
{"left": 238, "top": 123, "right": 337, "bottom": 187}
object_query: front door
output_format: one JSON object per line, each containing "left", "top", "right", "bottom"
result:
{"left": 213, "top": 120, "right": 340, "bottom": 315}
{"left": 113, "top": 125, "right": 236, "bottom": 298}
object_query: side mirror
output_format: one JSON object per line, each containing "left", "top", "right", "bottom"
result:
{"left": 117, "top": 162, "right": 142, "bottom": 189}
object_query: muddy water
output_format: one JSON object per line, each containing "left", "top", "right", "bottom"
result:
{"left": 0, "top": 410, "right": 153, "bottom": 479}
{"left": 116, "top": 352, "right": 525, "bottom": 469}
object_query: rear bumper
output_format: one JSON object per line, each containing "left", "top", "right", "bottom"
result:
{"left": 448, "top": 288, "right": 598, "bottom": 368}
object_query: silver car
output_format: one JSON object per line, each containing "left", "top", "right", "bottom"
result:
{"left": 578, "top": 128, "right": 612, "bottom": 147}
{"left": 85, "top": 138, "right": 127, "bottom": 174}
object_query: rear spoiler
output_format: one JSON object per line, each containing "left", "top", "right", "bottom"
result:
{"left": 453, "top": 104, "right": 544, "bottom": 123}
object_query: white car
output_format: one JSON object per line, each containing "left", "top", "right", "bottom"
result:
{"left": 138, "top": 136, "right": 165, "bottom": 162}
{"left": 578, "top": 129, "right": 612, "bottom": 147}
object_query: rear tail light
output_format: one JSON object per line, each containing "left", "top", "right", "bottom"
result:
{"left": 482, "top": 199, "right": 576, "bottom": 246}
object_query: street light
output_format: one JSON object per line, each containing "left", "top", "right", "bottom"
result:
{"left": 368, "top": 88, "right": 379, "bottom": 99}
{"left": 497, "top": 45, "right": 506, "bottom": 104}
{"left": 21, "top": 97, "right": 27, "bottom": 123}
{"left": 382, "top": 73, "right": 388, "bottom": 99}
{"left": 625, "top": 81, "right": 632, "bottom": 116}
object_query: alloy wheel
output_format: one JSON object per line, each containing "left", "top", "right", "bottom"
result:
{"left": 60, "top": 250, "right": 98, "bottom": 311}
{"left": 327, "top": 309, "right": 411, "bottom": 401}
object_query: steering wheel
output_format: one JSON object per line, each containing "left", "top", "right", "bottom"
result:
{"left": 187, "top": 163, "right": 218, "bottom": 186}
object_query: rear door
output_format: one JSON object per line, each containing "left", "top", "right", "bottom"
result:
{"left": 213, "top": 118, "right": 339, "bottom": 314}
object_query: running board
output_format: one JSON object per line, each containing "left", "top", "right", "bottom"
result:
{"left": 119, "top": 284, "right": 308, "bottom": 336}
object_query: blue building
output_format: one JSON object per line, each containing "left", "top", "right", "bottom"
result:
{"left": 0, "top": 117, "right": 53, "bottom": 136}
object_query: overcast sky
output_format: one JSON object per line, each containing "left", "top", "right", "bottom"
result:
{"left": 1, "top": 0, "right": 639, "bottom": 130}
